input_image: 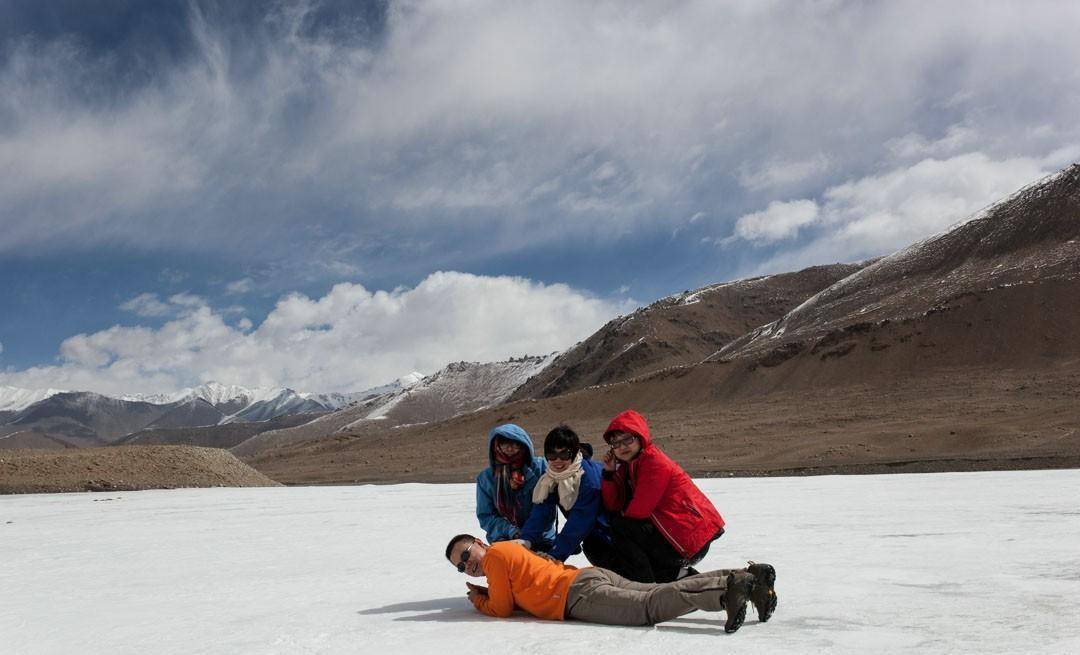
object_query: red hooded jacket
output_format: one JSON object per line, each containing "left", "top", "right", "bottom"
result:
{"left": 600, "top": 410, "right": 725, "bottom": 558}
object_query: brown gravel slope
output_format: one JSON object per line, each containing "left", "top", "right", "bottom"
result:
{"left": 244, "top": 362, "right": 1080, "bottom": 485}
{"left": 0, "top": 446, "right": 282, "bottom": 494}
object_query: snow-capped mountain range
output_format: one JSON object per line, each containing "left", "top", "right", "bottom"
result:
{"left": 229, "top": 355, "right": 555, "bottom": 457}
{"left": 0, "top": 375, "right": 427, "bottom": 448}
{"left": 1, "top": 378, "right": 424, "bottom": 415}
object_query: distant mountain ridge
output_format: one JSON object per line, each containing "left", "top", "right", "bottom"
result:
{"left": 0, "top": 376, "right": 425, "bottom": 449}
{"left": 230, "top": 356, "right": 553, "bottom": 457}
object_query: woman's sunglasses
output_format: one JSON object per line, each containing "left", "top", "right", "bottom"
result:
{"left": 545, "top": 448, "right": 575, "bottom": 461}
{"left": 606, "top": 434, "right": 637, "bottom": 448}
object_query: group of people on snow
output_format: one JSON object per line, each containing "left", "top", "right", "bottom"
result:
{"left": 446, "top": 409, "right": 777, "bottom": 634}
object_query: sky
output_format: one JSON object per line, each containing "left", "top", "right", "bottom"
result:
{"left": 2, "top": 0, "right": 1080, "bottom": 394}
{"left": 3, "top": 471, "right": 1080, "bottom": 653}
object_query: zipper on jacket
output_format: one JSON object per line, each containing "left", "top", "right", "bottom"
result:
{"left": 651, "top": 513, "right": 687, "bottom": 556}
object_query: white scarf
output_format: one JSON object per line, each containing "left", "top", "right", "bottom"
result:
{"left": 532, "top": 453, "right": 585, "bottom": 511}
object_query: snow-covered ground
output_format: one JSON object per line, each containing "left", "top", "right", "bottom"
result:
{"left": 2, "top": 470, "right": 1079, "bottom": 654}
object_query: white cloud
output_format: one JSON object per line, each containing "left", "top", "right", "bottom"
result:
{"left": 225, "top": 278, "right": 254, "bottom": 294}
{"left": 738, "top": 155, "right": 831, "bottom": 192}
{"left": 734, "top": 200, "right": 819, "bottom": 245}
{"left": 119, "top": 293, "right": 173, "bottom": 318}
{"left": 120, "top": 293, "right": 208, "bottom": 318}
{"left": 886, "top": 124, "right": 979, "bottom": 160}
{"left": 0, "top": 272, "right": 630, "bottom": 396}
{"left": 740, "top": 152, "right": 1054, "bottom": 272}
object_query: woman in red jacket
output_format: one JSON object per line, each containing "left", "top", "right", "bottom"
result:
{"left": 600, "top": 409, "right": 726, "bottom": 583}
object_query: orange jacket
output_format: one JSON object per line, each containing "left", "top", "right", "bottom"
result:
{"left": 472, "top": 541, "right": 585, "bottom": 620}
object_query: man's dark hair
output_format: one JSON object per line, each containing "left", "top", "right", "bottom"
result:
{"left": 445, "top": 534, "right": 475, "bottom": 561}
{"left": 544, "top": 425, "right": 580, "bottom": 456}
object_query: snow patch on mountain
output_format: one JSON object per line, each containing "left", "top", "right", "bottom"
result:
{"left": 344, "top": 356, "right": 555, "bottom": 428}
{"left": 0, "top": 386, "right": 68, "bottom": 412}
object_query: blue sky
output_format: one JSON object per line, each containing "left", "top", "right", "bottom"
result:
{"left": 2, "top": 0, "right": 1079, "bottom": 394}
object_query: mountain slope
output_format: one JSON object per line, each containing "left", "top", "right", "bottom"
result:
{"left": 711, "top": 163, "right": 1080, "bottom": 379}
{"left": 509, "top": 263, "right": 865, "bottom": 401}
{"left": 231, "top": 357, "right": 552, "bottom": 458}
{"left": 2, "top": 393, "right": 168, "bottom": 445}
{"left": 144, "top": 398, "right": 227, "bottom": 429}
{"left": 117, "top": 412, "right": 326, "bottom": 448}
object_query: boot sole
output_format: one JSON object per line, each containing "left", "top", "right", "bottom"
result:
{"left": 724, "top": 602, "right": 747, "bottom": 634}
{"left": 748, "top": 563, "right": 777, "bottom": 623}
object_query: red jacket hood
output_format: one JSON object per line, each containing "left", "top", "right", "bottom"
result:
{"left": 604, "top": 410, "right": 652, "bottom": 449}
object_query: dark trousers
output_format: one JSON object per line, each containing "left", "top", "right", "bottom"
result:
{"left": 598, "top": 517, "right": 721, "bottom": 583}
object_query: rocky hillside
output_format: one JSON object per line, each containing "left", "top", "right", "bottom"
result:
{"left": 509, "top": 263, "right": 865, "bottom": 400}
{"left": 708, "top": 163, "right": 1080, "bottom": 386}
{"left": 116, "top": 412, "right": 326, "bottom": 448}
{"left": 231, "top": 356, "right": 553, "bottom": 458}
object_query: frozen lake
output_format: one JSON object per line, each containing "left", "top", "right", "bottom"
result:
{"left": 2, "top": 470, "right": 1079, "bottom": 654}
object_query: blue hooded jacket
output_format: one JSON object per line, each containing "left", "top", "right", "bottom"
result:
{"left": 520, "top": 449, "right": 612, "bottom": 561}
{"left": 475, "top": 424, "right": 555, "bottom": 547}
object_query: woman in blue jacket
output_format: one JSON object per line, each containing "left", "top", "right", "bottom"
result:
{"left": 519, "top": 425, "right": 616, "bottom": 564}
{"left": 475, "top": 424, "right": 555, "bottom": 549}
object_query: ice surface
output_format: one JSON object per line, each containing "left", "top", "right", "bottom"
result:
{"left": 2, "top": 470, "right": 1079, "bottom": 654}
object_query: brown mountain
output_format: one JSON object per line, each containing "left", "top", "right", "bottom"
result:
{"left": 705, "top": 163, "right": 1080, "bottom": 391}
{"left": 509, "top": 263, "right": 865, "bottom": 401}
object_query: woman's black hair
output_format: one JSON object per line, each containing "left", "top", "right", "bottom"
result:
{"left": 544, "top": 425, "right": 580, "bottom": 456}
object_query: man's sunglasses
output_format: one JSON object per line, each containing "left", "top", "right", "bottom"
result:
{"left": 456, "top": 543, "right": 476, "bottom": 573}
{"left": 606, "top": 434, "right": 637, "bottom": 448}
{"left": 545, "top": 448, "right": 575, "bottom": 461}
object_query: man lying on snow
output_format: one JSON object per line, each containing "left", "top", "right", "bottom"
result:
{"left": 444, "top": 535, "right": 777, "bottom": 634}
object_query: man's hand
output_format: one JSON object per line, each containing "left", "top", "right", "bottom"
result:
{"left": 465, "top": 581, "right": 488, "bottom": 602}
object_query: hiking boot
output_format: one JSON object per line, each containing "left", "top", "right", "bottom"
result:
{"left": 722, "top": 571, "right": 753, "bottom": 634}
{"left": 746, "top": 561, "right": 777, "bottom": 623}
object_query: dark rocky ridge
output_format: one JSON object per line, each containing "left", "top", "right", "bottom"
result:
{"left": 509, "top": 262, "right": 866, "bottom": 401}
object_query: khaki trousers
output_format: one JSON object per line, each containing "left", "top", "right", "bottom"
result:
{"left": 565, "top": 567, "right": 738, "bottom": 626}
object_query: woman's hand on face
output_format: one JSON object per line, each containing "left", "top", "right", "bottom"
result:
{"left": 603, "top": 447, "right": 617, "bottom": 471}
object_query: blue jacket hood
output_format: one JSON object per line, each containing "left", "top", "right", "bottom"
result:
{"left": 487, "top": 423, "right": 535, "bottom": 467}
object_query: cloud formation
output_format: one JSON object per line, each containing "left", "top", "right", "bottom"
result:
{"left": 2, "top": 1, "right": 1079, "bottom": 273}
{"left": 0, "top": 272, "right": 630, "bottom": 395}
{"left": 120, "top": 293, "right": 173, "bottom": 318}
{"left": 734, "top": 200, "right": 819, "bottom": 245}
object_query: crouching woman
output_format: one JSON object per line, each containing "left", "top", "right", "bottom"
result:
{"left": 476, "top": 423, "right": 555, "bottom": 550}
{"left": 518, "top": 426, "right": 615, "bottom": 564}
{"left": 601, "top": 409, "right": 726, "bottom": 582}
